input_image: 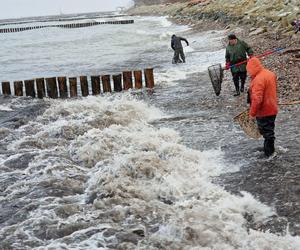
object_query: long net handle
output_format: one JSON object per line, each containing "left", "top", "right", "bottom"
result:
{"left": 279, "top": 100, "right": 300, "bottom": 105}
{"left": 234, "top": 100, "right": 300, "bottom": 120}
{"left": 228, "top": 48, "right": 284, "bottom": 69}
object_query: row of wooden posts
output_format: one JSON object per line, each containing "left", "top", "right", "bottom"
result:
{"left": 1, "top": 68, "right": 154, "bottom": 99}
{"left": 0, "top": 14, "right": 126, "bottom": 27}
{"left": 0, "top": 20, "right": 134, "bottom": 33}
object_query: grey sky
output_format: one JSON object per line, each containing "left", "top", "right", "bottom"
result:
{"left": 0, "top": 0, "right": 133, "bottom": 19}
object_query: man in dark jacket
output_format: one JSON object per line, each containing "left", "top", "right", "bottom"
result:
{"left": 171, "top": 34, "right": 189, "bottom": 64}
{"left": 225, "top": 34, "right": 254, "bottom": 96}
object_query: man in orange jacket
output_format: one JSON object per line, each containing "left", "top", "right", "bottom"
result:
{"left": 246, "top": 57, "right": 278, "bottom": 157}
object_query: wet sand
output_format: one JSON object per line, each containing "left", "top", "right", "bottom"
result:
{"left": 150, "top": 71, "right": 300, "bottom": 236}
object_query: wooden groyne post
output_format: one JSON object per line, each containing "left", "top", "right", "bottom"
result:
{"left": 91, "top": 76, "right": 101, "bottom": 95}
{"left": 46, "top": 77, "right": 58, "bottom": 98}
{"left": 69, "top": 77, "right": 78, "bottom": 97}
{"left": 113, "top": 74, "right": 122, "bottom": 92}
{"left": 80, "top": 76, "right": 89, "bottom": 97}
{"left": 123, "top": 71, "right": 133, "bottom": 90}
{"left": 24, "top": 80, "right": 35, "bottom": 97}
{"left": 144, "top": 68, "right": 154, "bottom": 88}
{"left": 134, "top": 71, "right": 143, "bottom": 89}
{"left": 1, "top": 68, "right": 155, "bottom": 98}
{"left": 36, "top": 78, "right": 46, "bottom": 98}
{"left": 57, "top": 77, "right": 68, "bottom": 98}
{"left": 1, "top": 81, "right": 11, "bottom": 95}
{"left": 101, "top": 75, "right": 112, "bottom": 93}
{"left": 14, "top": 81, "right": 23, "bottom": 96}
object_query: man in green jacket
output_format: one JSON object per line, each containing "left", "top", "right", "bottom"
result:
{"left": 225, "top": 34, "right": 254, "bottom": 96}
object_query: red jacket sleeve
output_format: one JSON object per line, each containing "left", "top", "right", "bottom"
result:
{"left": 250, "top": 80, "right": 265, "bottom": 117}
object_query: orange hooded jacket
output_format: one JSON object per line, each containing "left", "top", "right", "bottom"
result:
{"left": 246, "top": 57, "right": 278, "bottom": 118}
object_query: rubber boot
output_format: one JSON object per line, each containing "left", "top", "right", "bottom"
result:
{"left": 264, "top": 139, "right": 275, "bottom": 157}
{"left": 240, "top": 82, "right": 244, "bottom": 93}
{"left": 234, "top": 82, "right": 240, "bottom": 96}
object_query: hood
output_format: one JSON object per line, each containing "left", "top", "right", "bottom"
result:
{"left": 246, "top": 57, "right": 264, "bottom": 78}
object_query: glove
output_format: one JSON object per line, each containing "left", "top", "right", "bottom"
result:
{"left": 225, "top": 62, "right": 230, "bottom": 70}
{"left": 249, "top": 114, "right": 256, "bottom": 121}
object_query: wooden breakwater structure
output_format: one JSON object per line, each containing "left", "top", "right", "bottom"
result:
{"left": 0, "top": 20, "right": 134, "bottom": 33}
{"left": 1, "top": 68, "right": 155, "bottom": 98}
{"left": 0, "top": 14, "right": 127, "bottom": 27}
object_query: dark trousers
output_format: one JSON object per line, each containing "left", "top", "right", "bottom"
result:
{"left": 173, "top": 48, "right": 185, "bottom": 64}
{"left": 231, "top": 71, "right": 247, "bottom": 93}
{"left": 256, "top": 115, "right": 276, "bottom": 156}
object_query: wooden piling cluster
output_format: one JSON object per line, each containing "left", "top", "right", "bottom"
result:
{"left": 1, "top": 68, "right": 154, "bottom": 98}
{"left": 0, "top": 20, "right": 134, "bottom": 33}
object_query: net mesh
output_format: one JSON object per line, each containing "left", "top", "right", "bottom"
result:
{"left": 234, "top": 110, "right": 261, "bottom": 139}
{"left": 208, "top": 63, "right": 223, "bottom": 96}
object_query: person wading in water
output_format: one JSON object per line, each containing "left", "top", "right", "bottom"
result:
{"left": 225, "top": 34, "right": 254, "bottom": 96}
{"left": 171, "top": 34, "right": 189, "bottom": 64}
{"left": 247, "top": 57, "right": 278, "bottom": 157}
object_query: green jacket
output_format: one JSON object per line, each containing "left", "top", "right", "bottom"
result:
{"left": 225, "top": 39, "right": 254, "bottom": 73}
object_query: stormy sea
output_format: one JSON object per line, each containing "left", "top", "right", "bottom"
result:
{"left": 0, "top": 12, "right": 299, "bottom": 249}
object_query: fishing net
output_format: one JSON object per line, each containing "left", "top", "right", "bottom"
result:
{"left": 208, "top": 63, "right": 223, "bottom": 96}
{"left": 234, "top": 110, "right": 261, "bottom": 139}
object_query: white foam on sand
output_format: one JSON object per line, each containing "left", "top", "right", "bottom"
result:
{"left": 0, "top": 104, "right": 13, "bottom": 111}
{"left": 2, "top": 94, "right": 299, "bottom": 249}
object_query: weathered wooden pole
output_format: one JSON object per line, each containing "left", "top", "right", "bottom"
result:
{"left": 69, "top": 77, "right": 78, "bottom": 97}
{"left": 113, "top": 74, "right": 122, "bottom": 92}
{"left": 14, "top": 81, "right": 23, "bottom": 96}
{"left": 144, "top": 68, "right": 154, "bottom": 88}
{"left": 57, "top": 77, "right": 68, "bottom": 98}
{"left": 134, "top": 70, "right": 143, "bottom": 89}
{"left": 80, "top": 76, "right": 89, "bottom": 97}
{"left": 24, "top": 80, "right": 35, "bottom": 97}
{"left": 2, "top": 81, "right": 11, "bottom": 95}
{"left": 36, "top": 78, "right": 46, "bottom": 99}
{"left": 91, "top": 76, "right": 101, "bottom": 95}
{"left": 101, "top": 75, "right": 112, "bottom": 93}
{"left": 45, "top": 77, "right": 58, "bottom": 98}
{"left": 123, "top": 71, "right": 133, "bottom": 90}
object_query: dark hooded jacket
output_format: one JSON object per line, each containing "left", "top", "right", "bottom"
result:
{"left": 171, "top": 35, "right": 189, "bottom": 50}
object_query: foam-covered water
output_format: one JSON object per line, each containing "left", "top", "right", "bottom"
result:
{"left": 0, "top": 13, "right": 299, "bottom": 249}
{"left": 2, "top": 95, "right": 299, "bottom": 249}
